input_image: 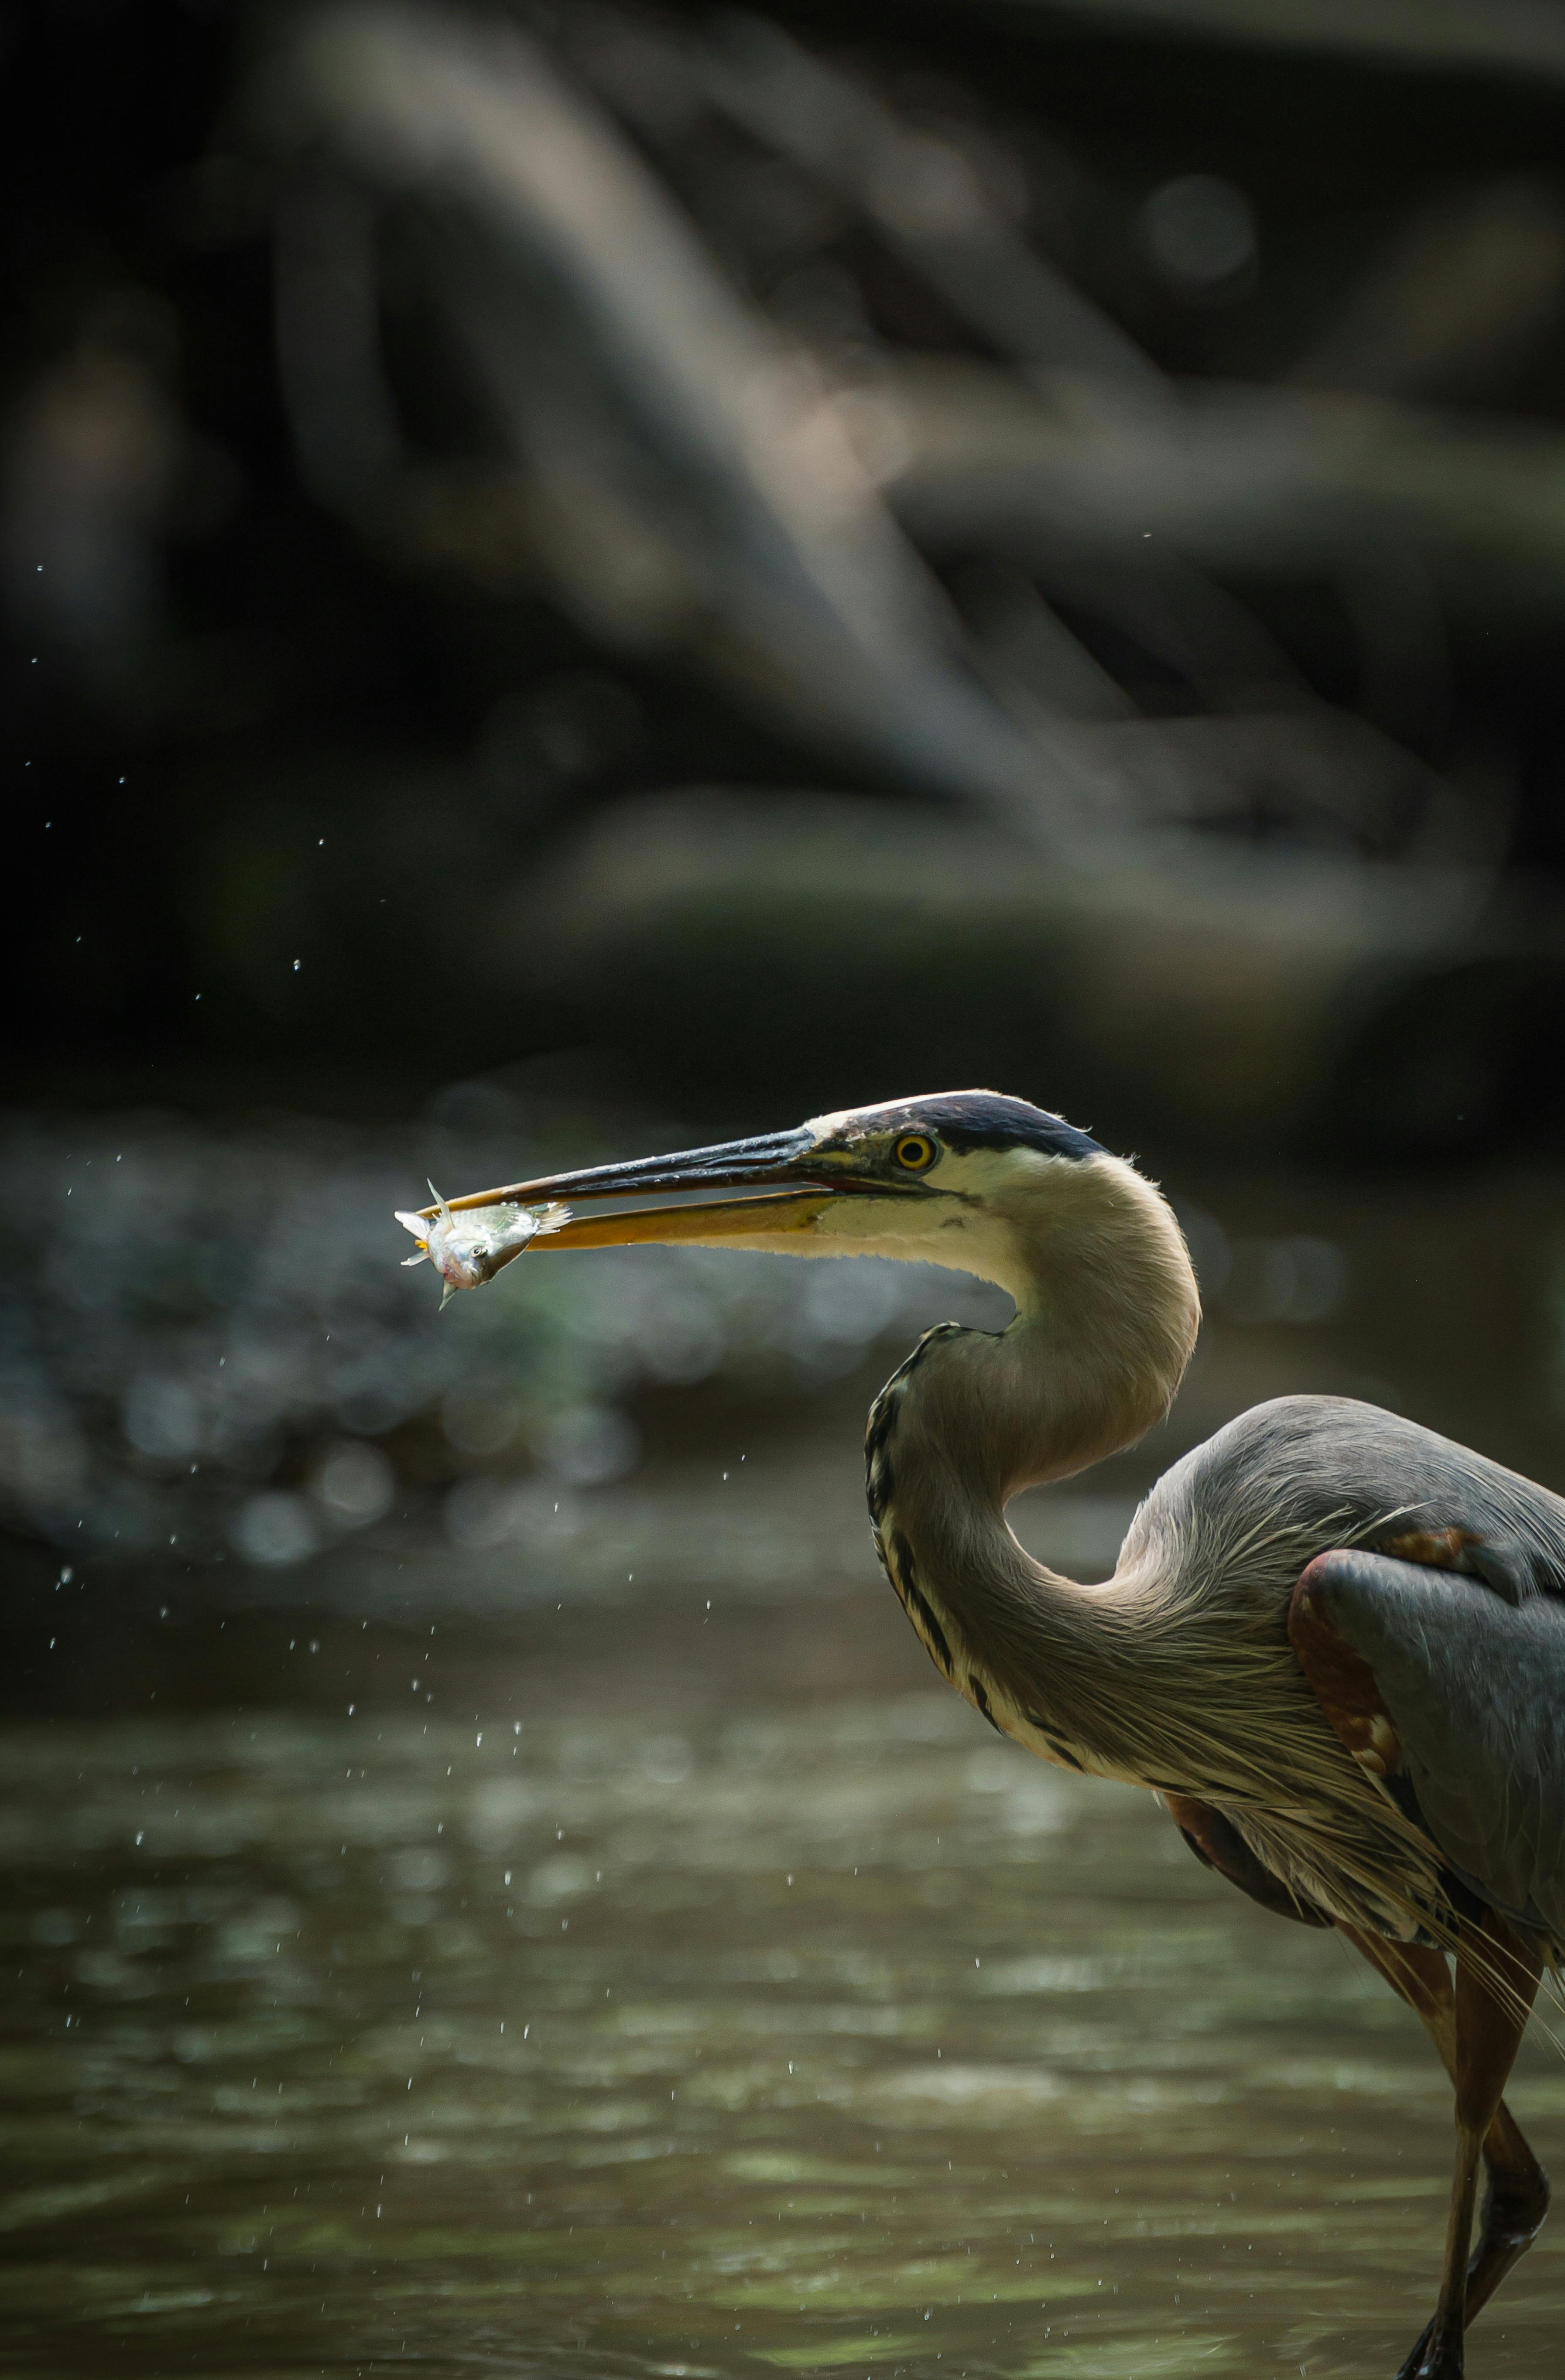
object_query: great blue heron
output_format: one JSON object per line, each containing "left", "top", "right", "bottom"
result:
{"left": 405, "top": 1089, "right": 1564, "bottom": 2380}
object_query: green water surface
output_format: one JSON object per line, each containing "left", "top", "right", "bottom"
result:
{"left": 1, "top": 1676, "right": 1559, "bottom": 2380}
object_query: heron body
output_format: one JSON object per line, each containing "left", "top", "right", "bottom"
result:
{"left": 873, "top": 1345, "right": 1565, "bottom": 1953}
{"left": 412, "top": 1088, "right": 1565, "bottom": 2378}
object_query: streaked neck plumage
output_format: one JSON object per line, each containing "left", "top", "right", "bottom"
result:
{"left": 865, "top": 1154, "right": 1201, "bottom": 1776}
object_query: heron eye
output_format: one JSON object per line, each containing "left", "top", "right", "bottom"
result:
{"left": 894, "top": 1135, "right": 935, "bottom": 1171}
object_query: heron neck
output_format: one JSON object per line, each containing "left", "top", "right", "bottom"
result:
{"left": 866, "top": 1221, "right": 1198, "bottom": 1772}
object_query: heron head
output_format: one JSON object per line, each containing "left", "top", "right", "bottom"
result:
{"left": 410, "top": 1091, "right": 1189, "bottom": 1317}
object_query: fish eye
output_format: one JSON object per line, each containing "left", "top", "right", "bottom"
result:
{"left": 894, "top": 1134, "right": 935, "bottom": 1171}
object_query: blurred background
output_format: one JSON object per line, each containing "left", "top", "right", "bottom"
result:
{"left": 8, "top": 3, "right": 1565, "bottom": 2375}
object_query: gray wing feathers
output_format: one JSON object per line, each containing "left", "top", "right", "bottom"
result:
{"left": 1314, "top": 1550, "right": 1565, "bottom": 1940}
{"left": 1132, "top": 1394, "right": 1565, "bottom": 1616}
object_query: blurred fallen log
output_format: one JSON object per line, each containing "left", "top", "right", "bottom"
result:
{"left": 483, "top": 786, "right": 1565, "bottom": 1155}
{"left": 863, "top": 360, "right": 1565, "bottom": 619}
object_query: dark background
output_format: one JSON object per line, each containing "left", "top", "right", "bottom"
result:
{"left": 9, "top": 0, "right": 1565, "bottom": 1656}
{"left": 10, "top": 0, "right": 1565, "bottom": 1136}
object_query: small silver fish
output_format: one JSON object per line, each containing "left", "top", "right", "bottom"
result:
{"left": 395, "top": 1183, "right": 569, "bottom": 1304}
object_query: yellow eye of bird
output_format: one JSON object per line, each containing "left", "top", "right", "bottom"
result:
{"left": 894, "top": 1134, "right": 935, "bottom": 1171}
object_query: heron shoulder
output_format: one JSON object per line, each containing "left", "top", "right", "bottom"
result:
{"left": 1128, "top": 1393, "right": 1565, "bottom": 1612}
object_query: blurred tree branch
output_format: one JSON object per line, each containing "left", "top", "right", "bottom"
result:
{"left": 1005, "top": 0, "right": 1565, "bottom": 83}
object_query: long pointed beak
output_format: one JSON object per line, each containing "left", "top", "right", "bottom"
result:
{"left": 411, "top": 1125, "right": 912, "bottom": 1252}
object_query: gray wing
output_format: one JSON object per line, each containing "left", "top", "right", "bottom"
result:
{"left": 1293, "top": 1549, "right": 1565, "bottom": 1942}
{"left": 1146, "top": 1395, "right": 1565, "bottom": 1611}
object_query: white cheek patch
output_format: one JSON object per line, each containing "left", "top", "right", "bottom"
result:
{"left": 809, "top": 1192, "right": 1021, "bottom": 1299}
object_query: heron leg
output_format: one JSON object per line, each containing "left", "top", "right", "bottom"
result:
{"left": 1341, "top": 1925, "right": 1550, "bottom": 2331}
{"left": 1368, "top": 1911, "right": 1543, "bottom": 2380}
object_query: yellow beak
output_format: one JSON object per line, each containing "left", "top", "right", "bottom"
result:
{"left": 518, "top": 1190, "right": 838, "bottom": 1252}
